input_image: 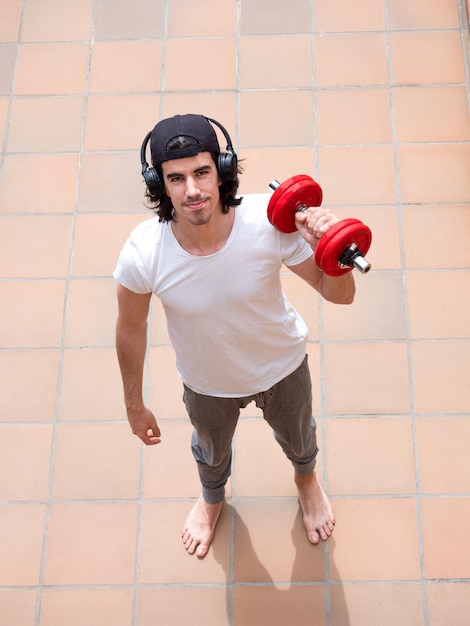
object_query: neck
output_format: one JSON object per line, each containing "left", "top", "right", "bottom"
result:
{"left": 171, "top": 207, "right": 234, "bottom": 256}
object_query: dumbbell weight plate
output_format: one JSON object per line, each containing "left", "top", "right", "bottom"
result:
{"left": 267, "top": 175, "right": 323, "bottom": 233}
{"left": 315, "top": 219, "right": 372, "bottom": 276}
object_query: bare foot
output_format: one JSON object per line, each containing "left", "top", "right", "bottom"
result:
{"left": 181, "top": 495, "right": 224, "bottom": 558}
{"left": 295, "top": 471, "right": 335, "bottom": 545}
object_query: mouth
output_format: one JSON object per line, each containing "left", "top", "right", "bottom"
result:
{"left": 184, "top": 198, "right": 207, "bottom": 211}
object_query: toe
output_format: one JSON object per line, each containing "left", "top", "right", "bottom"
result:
{"left": 196, "top": 543, "right": 209, "bottom": 558}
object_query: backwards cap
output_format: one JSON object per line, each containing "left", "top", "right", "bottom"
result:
{"left": 150, "top": 114, "right": 220, "bottom": 168}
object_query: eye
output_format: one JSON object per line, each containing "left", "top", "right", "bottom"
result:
{"left": 168, "top": 175, "right": 184, "bottom": 183}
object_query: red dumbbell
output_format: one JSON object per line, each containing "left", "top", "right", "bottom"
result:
{"left": 267, "top": 176, "right": 372, "bottom": 276}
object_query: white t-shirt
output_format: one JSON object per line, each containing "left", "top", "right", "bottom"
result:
{"left": 113, "top": 193, "right": 314, "bottom": 397}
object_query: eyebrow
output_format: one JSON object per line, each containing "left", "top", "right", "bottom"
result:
{"left": 165, "top": 163, "right": 214, "bottom": 179}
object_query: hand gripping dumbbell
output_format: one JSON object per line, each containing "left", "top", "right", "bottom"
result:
{"left": 267, "top": 175, "right": 372, "bottom": 276}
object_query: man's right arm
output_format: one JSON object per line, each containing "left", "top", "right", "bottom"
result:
{"left": 115, "top": 284, "right": 161, "bottom": 445}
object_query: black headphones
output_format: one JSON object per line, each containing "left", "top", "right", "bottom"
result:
{"left": 140, "top": 117, "right": 238, "bottom": 197}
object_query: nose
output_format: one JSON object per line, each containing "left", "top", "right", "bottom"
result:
{"left": 185, "top": 176, "right": 200, "bottom": 199}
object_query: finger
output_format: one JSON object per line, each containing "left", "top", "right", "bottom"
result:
{"left": 146, "top": 428, "right": 161, "bottom": 445}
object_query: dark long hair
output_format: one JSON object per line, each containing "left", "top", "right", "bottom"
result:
{"left": 146, "top": 135, "right": 243, "bottom": 222}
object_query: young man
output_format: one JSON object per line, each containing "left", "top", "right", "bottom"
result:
{"left": 114, "top": 114, "right": 355, "bottom": 558}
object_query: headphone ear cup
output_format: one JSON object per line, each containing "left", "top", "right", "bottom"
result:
{"left": 217, "top": 151, "right": 237, "bottom": 181}
{"left": 143, "top": 166, "right": 162, "bottom": 197}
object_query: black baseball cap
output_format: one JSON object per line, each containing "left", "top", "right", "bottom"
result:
{"left": 150, "top": 114, "right": 220, "bottom": 168}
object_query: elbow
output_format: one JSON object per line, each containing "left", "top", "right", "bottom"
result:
{"left": 323, "top": 274, "right": 356, "bottom": 305}
{"left": 341, "top": 282, "right": 356, "bottom": 305}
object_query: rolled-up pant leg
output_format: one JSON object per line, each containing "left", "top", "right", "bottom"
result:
{"left": 183, "top": 385, "right": 243, "bottom": 504}
{"left": 260, "top": 355, "right": 318, "bottom": 476}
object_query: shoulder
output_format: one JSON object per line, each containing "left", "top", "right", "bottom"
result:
{"left": 127, "top": 215, "right": 162, "bottom": 244}
{"left": 236, "top": 193, "right": 272, "bottom": 228}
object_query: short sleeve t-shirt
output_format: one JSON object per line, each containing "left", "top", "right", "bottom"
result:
{"left": 113, "top": 193, "right": 314, "bottom": 397}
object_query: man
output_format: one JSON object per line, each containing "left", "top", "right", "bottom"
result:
{"left": 114, "top": 114, "right": 355, "bottom": 558}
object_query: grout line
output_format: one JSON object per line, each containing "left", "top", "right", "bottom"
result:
{"left": 33, "top": 1, "right": 97, "bottom": 623}
{"left": 458, "top": 0, "right": 470, "bottom": 114}
{"left": 309, "top": 2, "right": 333, "bottom": 623}
{"left": 383, "top": 2, "right": 430, "bottom": 624}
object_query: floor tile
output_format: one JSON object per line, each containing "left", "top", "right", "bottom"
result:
{"left": 64, "top": 278, "right": 117, "bottom": 347}
{"left": 427, "top": 582, "right": 470, "bottom": 626}
{"left": 0, "top": 424, "right": 52, "bottom": 500}
{"left": 0, "top": 44, "right": 16, "bottom": 96}
{"left": 21, "top": 0, "right": 93, "bottom": 42}
{"left": 83, "top": 95, "right": 159, "bottom": 151}
{"left": 147, "top": 346, "right": 190, "bottom": 419}
{"left": 167, "top": 0, "right": 237, "bottom": 37}
{"left": 323, "top": 342, "right": 410, "bottom": 415}
{"left": 59, "top": 347, "right": 125, "bottom": 422}
{"left": 0, "top": 0, "right": 22, "bottom": 41}
{"left": 72, "top": 214, "right": 147, "bottom": 276}
{"left": 14, "top": 43, "right": 89, "bottom": 96}
{"left": 94, "top": 0, "right": 165, "bottom": 40}
{"left": 0, "top": 503, "right": 45, "bottom": 585}
{"left": 390, "top": 31, "right": 466, "bottom": 84}
{"left": 89, "top": 41, "right": 162, "bottom": 94}
{"left": 317, "top": 146, "right": 397, "bottom": 206}
{"left": 411, "top": 341, "right": 470, "bottom": 414}
{"left": 314, "top": 0, "right": 386, "bottom": 32}
{"left": 326, "top": 417, "right": 416, "bottom": 495}
{"left": 161, "top": 91, "right": 237, "bottom": 130}
{"left": 420, "top": 497, "right": 470, "bottom": 579}
{"left": 139, "top": 501, "right": 230, "bottom": 583}
{"left": 316, "top": 88, "right": 392, "bottom": 145}
{"left": 416, "top": 416, "right": 470, "bottom": 494}
{"left": 239, "top": 91, "right": 314, "bottom": 147}
{"left": 329, "top": 583, "right": 425, "bottom": 626}
{"left": 402, "top": 205, "right": 470, "bottom": 269}
{"left": 137, "top": 587, "right": 229, "bottom": 626}
{"left": 0, "top": 215, "right": 72, "bottom": 278}
{"left": 52, "top": 422, "right": 140, "bottom": 499}
{"left": 39, "top": 588, "right": 133, "bottom": 626}
{"left": 328, "top": 498, "right": 421, "bottom": 581}
{"left": 0, "top": 280, "right": 65, "bottom": 348}
{"left": 234, "top": 418, "right": 301, "bottom": 497}
{"left": 0, "top": 98, "right": 8, "bottom": 147}
{"left": 0, "top": 154, "right": 79, "bottom": 214}
{"left": 238, "top": 147, "right": 316, "bottom": 195}
{"left": 387, "top": 0, "right": 460, "bottom": 29}
{"left": 393, "top": 86, "right": 470, "bottom": 143}
{"left": 398, "top": 144, "right": 470, "bottom": 204}
{"left": 142, "top": 419, "right": 202, "bottom": 498}
{"left": 322, "top": 271, "right": 406, "bottom": 341}
{"left": 0, "top": 350, "right": 60, "bottom": 423}
{"left": 315, "top": 33, "right": 389, "bottom": 87}
{"left": 7, "top": 97, "right": 84, "bottom": 153}
{"left": 44, "top": 502, "right": 138, "bottom": 585}
{"left": 233, "top": 500, "right": 326, "bottom": 583}
{"left": 77, "top": 152, "right": 147, "bottom": 214}
{"left": 407, "top": 271, "right": 470, "bottom": 339}
{"left": 240, "top": 35, "right": 312, "bottom": 90}
{"left": 164, "top": 39, "right": 237, "bottom": 92}
{"left": 240, "top": 0, "right": 311, "bottom": 35}
{"left": 233, "top": 584, "right": 326, "bottom": 626}
{"left": 0, "top": 589, "right": 37, "bottom": 626}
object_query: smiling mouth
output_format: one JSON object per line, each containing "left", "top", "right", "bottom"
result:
{"left": 185, "top": 198, "right": 207, "bottom": 210}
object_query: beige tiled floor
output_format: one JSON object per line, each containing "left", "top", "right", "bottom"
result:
{"left": 1, "top": 1, "right": 469, "bottom": 625}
